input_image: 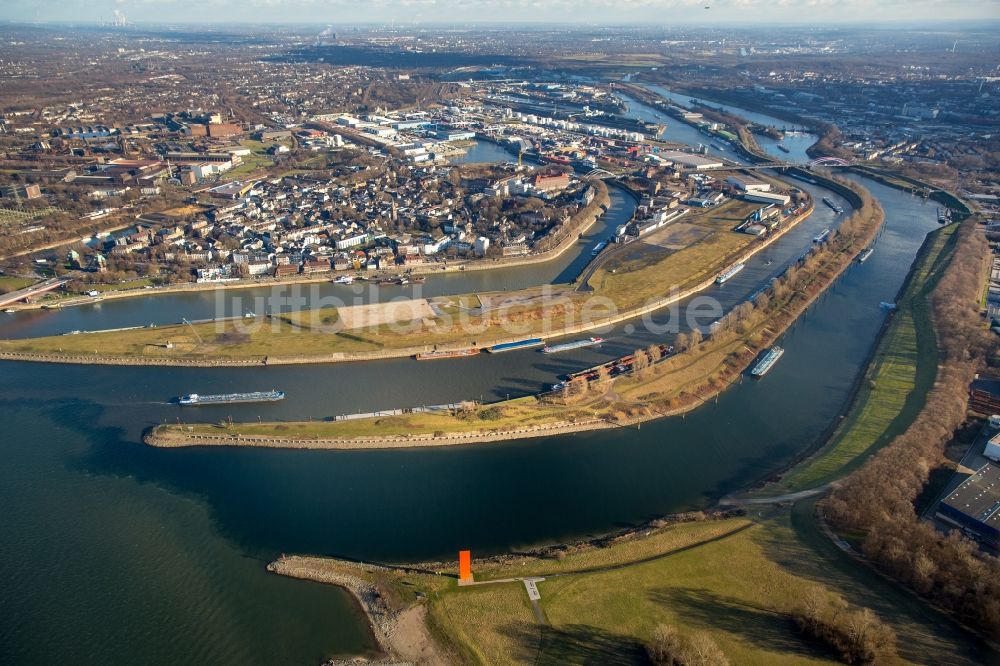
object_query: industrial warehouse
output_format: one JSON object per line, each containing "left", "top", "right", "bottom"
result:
{"left": 937, "top": 462, "right": 1000, "bottom": 548}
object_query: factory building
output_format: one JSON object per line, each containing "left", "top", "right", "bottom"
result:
{"left": 726, "top": 175, "right": 771, "bottom": 192}
{"left": 657, "top": 151, "right": 724, "bottom": 170}
{"left": 937, "top": 463, "right": 1000, "bottom": 547}
{"left": 435, "top": 129, "right": 476, "bottom": 141}
{"left": 985, "top": 432, "right": 1000, "bottom": 463}
{"left": 743, "top": 191, "right": 791, "bottom": 206}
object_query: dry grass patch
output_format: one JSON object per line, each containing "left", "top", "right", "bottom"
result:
{"left": 430, "top": 583, "right": 540, "bottom": 666}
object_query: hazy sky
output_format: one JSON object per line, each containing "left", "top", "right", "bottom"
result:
{"left": 2, "top": 0, "right": 998, "bottom": 25}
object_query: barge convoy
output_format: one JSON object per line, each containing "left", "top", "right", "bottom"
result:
{"left": 418, "top": 336, "right": 604, "bottom": 359}
{"left": 177, "top": 390, "right": 285, "bottom": 405}
{"left": 822, "top": 197, "right": 844, "bottom": 214}
{"left": 413, "top": 347, "right": 479, "bottom": 361}
{"left": 552, "top": 342, "right": 675, "bottom": 391}
{"left": 542, "top": 337, "right": 604, "bottom": 354}
{"left": 716, "top": 262, "right": 745, "bottom": 284}
{"left": 750, "top": 347, "right": 784, "bottom": 377}
{"left": 487, "top": 338, "right": 544, "bottom": 353}
{"left": 415, "top": 348, "right": 480, "bottom": 360}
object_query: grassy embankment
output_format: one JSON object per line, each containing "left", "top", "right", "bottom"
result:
{"left": 0, "top": 275, "right": 34, "bottom": 294}
{"left": 765, "top": 223, "right": 959, "bottom": 494}
{"left": 278, "top": 508, "right": 992, "bottom": 665}
{"left": 0, "top": 198, "right": 769, "bottom": 362}
{"left": 75, "top": 278, "right": 155, "bottom": 293}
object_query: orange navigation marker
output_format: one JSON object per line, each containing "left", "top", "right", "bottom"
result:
{"left": 459, "top": 550, "right": 473, "bottom": 584}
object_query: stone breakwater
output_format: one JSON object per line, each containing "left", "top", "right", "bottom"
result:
{"left": 268, "top": 555, "right": 451, "bottom": 666}
{"left": 0, "top": 351, "right": 270, "bottom": 367}
{"left": 145, "top": 417, "right": 615, "bottom": 449}
{"left": 268, "top": 557, "right": 399, "bottom": 662}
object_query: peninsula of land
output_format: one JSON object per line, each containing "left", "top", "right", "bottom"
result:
{"left": 146, "top": 176, "right": 884, "bottom": 450}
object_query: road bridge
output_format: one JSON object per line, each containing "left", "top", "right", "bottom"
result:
{"left": 0, "top": 277, "right": 72, "bottom": 308}
{"left": 703, "top": 157, "right": 855, "bottom": 172}
{"left": 582, "top": 168, "right": 621, "bottom": 179}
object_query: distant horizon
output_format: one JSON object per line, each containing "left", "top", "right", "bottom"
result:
{"left": 2, "top": 0, "right": 998, "bottom": 29}
{"left": 3, "top": 18, "right": 1000, "bottom": 31}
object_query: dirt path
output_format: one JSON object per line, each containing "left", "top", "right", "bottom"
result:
{"left": 718, "top": 484, "right": 832, "bottom": 506}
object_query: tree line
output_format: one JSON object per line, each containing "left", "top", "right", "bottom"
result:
{"left": 823, "top": 219, "right": 1000, "bottom": 639}
{"left": 648, "top": 589, "right": 898, "bottom": 666}
{"left": 790, "top": 591, "right": 898, "bottom": 664}
{"left": 555, "top": 177, "right": 884, "bottom": 422}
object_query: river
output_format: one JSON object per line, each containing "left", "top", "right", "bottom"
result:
{"left": 0, "top": 96, "right": 950, "bottom": 663}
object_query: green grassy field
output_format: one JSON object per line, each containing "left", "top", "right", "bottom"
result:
{"left": 409, "top": 508, "right": 992, "bottom": 665}
{"left": 587, "top": 198, "right": 759, "bottom": 307}
{"left": 471, "top": 520, "right": 746, "bottom": 581}
{"left": 225, "top": 154, "right": 274, "bottom": 178}
{"left": 219, "top": 139, "right": 280, "bottom": 178}
{"left": 769, "top": 224, "right": 958, "bottom": 493}
{"left": 0, "top": 275, "right": 34, "bottom": 294}
{"left": 278, "top": 307, "right": 340, "bottom": 328}
{"left": 78, "top": 278, "right": 154, "bottom": 293}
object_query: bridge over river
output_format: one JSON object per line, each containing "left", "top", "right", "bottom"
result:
{"left": 0, "top": 276, "right": 71, "bottom": 308}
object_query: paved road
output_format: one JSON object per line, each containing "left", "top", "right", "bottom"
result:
{"left": 574, "top": 238, "right": 638, "bottom": 292}
{"left": 0, "top": 276, "right": 72, "bottom": 307}
{"left": 523, "top": 578, "right": 547, "bottom": 625}
{"left": 718, "top": 485, "right": 832, "bottom": 506}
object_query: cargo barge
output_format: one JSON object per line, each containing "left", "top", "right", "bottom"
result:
{"left": 813, "top": 228, "right": 831, "bottom": 243}
{"left": 542, "top": 337, "right": 604, "bottom": 354}
{"left": 822, "top": 197, "right": 844, "bottom": 214}
{"left": 414, "top": 348, "right": 480, "bottom": 361}
{"left": 178, "top": 390, "right": 285, "bottom": 405}
{"left": 554, "top": 342, "right": 675, "bottom": 389}
{"left": 857, "top": 247, "right": 874, "bottom": 263}
{"left": 716, "top": 262, "right": 745, "bottom": 284}
{"left": 487, "top": 338, "right": 544, "bottom": 353}
{"left": 750, "top": 347, "right": 784, "bottom": 377}
{"left": 776, "top": 144, "right": 790, "bottom": 153}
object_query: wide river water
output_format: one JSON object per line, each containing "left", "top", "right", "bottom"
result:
{"left": 0, "top": 95, "right": 950, "bottom": 663}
